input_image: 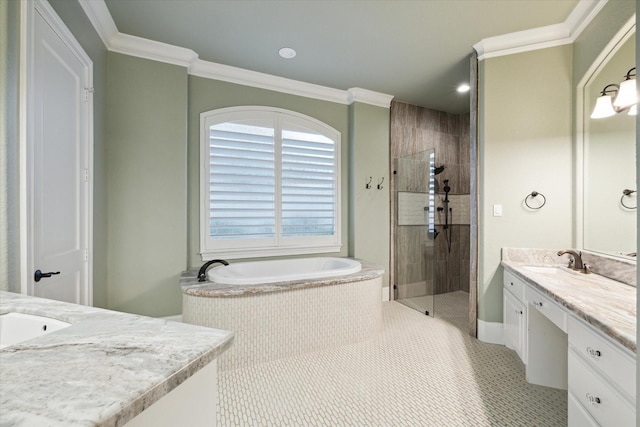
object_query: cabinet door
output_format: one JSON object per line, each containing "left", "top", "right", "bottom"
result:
{"left": 504, "top": 291, "right": 525, "bottom": 363}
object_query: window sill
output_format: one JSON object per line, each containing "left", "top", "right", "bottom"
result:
{"left": 201, "top": 244, "right": 343, "bottom": 261}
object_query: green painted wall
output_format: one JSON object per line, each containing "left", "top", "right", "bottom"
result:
{"left": 0, "top": 0, "right": 21, "bottom": 292}
{"left": 106, "top": 53, "right": 188, "bottom": 316}
{"left": 186, "top": 76, "right": 351, "bottom": 268}
{"left": 349, "top": 102, "right": 391, "bottom": 288}
{"left": 478, "top": 45, "right": 574, "bottom": 323}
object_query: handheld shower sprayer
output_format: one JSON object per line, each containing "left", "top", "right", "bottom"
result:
{"left": 443, "top": 179, "right": 450, "bottom": 203}
{"left": 440, "top": 179, "right": 452, "bottom": 253}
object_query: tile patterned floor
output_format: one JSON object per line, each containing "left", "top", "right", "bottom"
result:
{"left": 397, "top": 294, "right": 435, "bottom": 315}
{"left": 217, "top": 291, "right": 567, "bottom": 426}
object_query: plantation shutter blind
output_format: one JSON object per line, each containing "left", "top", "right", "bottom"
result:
{"left": 209, "top": 121, "right": 276, "bottom": 242}
{"left": 201, "top": 107, "right": 341, "bottom": 259}
{"left": 281, "top": 128, "right": 336, "bottom": 238}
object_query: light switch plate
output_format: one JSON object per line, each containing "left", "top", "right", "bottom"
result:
{"left": 493, "top": 204, "right": 502, "bottom": 217}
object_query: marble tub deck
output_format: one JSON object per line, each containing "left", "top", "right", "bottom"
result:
{"left": 0, "top": 291, "right": 234, "bottom": 427}
{"left": 502, "top": 248, "right": 636, "bottom": 353}
{"left": 180, "top": 259, "right": 385, "bottom": 297}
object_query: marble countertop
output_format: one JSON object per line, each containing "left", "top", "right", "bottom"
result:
{"left": 180, "top": 259, "right": 385, "bottom": 297}
{"left": 501, "top": 259, "right": 636, "bottom": 353}
{"left": 0, "top": 291, "right": 234, "bottom": 427}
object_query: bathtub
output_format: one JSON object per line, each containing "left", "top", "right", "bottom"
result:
{"left": 207, "top": 257, "right": 362, "bottom": 285}
{"left": 181, "top": 258, "right": 383, "bottom": 370}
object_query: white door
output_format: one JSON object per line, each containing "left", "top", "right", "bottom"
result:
{"left": 25, "top": 2, "right": 92, "bottom": 305}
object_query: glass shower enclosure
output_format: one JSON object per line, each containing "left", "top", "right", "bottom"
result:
{"left": 393, "top": 149, "right": 436, "bottom": 316}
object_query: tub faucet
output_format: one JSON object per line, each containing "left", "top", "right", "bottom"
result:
{"left": 557, "top": 250, "right": 585, "bottom": 271}
{"left": 197, "top": 259, "right": 229, "bottom": 282}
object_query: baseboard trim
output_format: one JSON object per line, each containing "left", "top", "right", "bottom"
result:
{"left": 161, "top": 314, "right": 183, "bottom": 322}
{"left": 382, "top": 287, "right": 390, "bottom": 302}
{"left": 477, "top": 319, "right": 504, "bottom": 345}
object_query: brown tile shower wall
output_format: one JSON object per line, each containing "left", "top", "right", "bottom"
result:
{"left": 390, "top": 101, "right": 470, "bottom": 295}
{"left": 434, "top": 225, "right": 470, "bottom": 293}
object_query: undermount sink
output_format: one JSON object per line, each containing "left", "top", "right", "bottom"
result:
{"left": 523, "top": 266, "right": 568, "bottom": 275}
{"left": 0, "top": 312, "right": 71, "bottom": 349}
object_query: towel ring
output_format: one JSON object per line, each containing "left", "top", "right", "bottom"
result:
{"left": 621, "top": 189, "right": 636, "bottom": 210}
{"left": 525, "top": 191, "right": 546, "bottom": 210}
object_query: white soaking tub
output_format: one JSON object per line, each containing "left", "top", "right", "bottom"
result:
{"left": 207, "top": 257, "right": 362, "bottom": 285}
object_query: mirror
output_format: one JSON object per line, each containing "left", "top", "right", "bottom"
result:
{"left": 581, "top": 25, "right": 636, "bottom": 259}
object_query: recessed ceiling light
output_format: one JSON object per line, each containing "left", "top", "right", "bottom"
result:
{"left": 457, "top": 83, "right": 470, "bottom": 93}
{"left": 279, "top": 47, "right": 297, "bottom": 59}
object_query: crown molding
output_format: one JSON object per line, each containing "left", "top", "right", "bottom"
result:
{"left": 77, "top": 0, "right": 118, "bottom": 47}
{"left": 77, "top": 0, "right": 393, "bottom": 108}
{"left": 347, "top": 88, "right": 394, "bottom": 108}
{"left": 110, "top": 33, "right": 199, "bottom": 68}
{"left": 190, "top": 59, "right": 351, "bottom": 105}
{"left": 474, "top": 0, "right": 607, "bottom": 60}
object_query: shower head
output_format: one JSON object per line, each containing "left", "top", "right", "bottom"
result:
{"left": 433, "top": 165, "right": 445, "bottom": 175}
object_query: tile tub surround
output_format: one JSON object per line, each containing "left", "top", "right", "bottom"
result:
{"left": 0, "top": 291, "right": 234, "bottom": 427}
{"left": 181, "top": 264, "right": 384, "bottom": 371}
{"left": 501, "top": 249, "right": 636, "bottom": 353}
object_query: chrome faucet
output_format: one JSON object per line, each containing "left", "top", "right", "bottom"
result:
{"left": 557, "top": 250, "right": 587, "bottom": 272}
{"left": 197, "top": 259, "right": 229, "bottom": 282}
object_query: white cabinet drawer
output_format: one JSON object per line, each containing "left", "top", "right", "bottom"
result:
{"left": 568, "top": 391, "right": 598, "bottom": 427}
{"left": 503, "top": 270, "right": 525, "bottom": 302}
{"left": 568, "top": 350, "right": 635, "bottom": 427}
{"left": 525, "top": 286, "right": 567, "bottom": 333}
{"left": 569, "top": 316, "right": 636, "bottom": 400}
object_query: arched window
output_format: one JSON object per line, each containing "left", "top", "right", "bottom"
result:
{"left": 200, "top": 107, "right": 341, "bottom": 259}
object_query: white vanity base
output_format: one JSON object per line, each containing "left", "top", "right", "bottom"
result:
{"left": 501, "top": 259, "right": 636, "bottom": 427}
{"left": 125, "top": 361, "right": 218, "bottom": 427}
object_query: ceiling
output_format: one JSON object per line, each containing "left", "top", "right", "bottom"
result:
{"left": 103, "top": 0, "right": 579, "bottom": 113}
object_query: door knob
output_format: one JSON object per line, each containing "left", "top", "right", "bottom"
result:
{"left": 34, "top": 269, "right": 60, "bottom": 282}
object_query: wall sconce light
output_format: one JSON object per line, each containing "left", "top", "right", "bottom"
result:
{"left": 591, "top": 67, "right": 637, "bottom": 119}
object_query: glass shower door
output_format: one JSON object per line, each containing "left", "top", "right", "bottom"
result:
{"left": 394, "top": 150, "right": 436, "bottom": 316}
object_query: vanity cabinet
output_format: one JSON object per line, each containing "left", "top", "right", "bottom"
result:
{"left": 503, "top": 270, "right": 526, "bottom": 363}
{"left": 501, "top": 264, "right": 636, "bottom": 427}
{"left": 568, "top": 316, "right": 636, "bottom": 427}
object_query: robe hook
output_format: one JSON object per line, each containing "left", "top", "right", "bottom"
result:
{"left": 365, "top": 176, "right": 372, "bottom": 189}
